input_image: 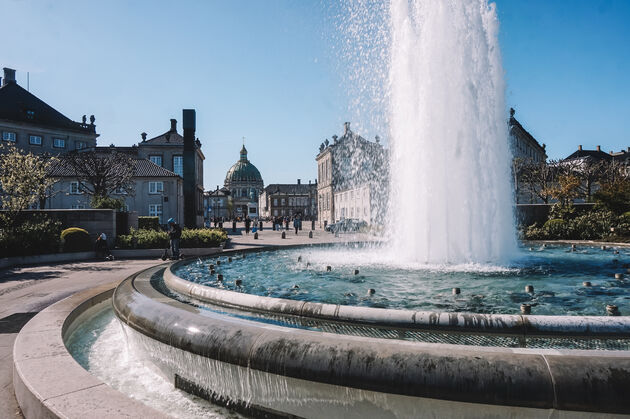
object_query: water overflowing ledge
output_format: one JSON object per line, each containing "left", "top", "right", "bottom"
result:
{"left": 112, "top": 259, "right": 630, "bottom": 416}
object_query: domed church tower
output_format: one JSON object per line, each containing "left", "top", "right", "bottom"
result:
{"left": 224, "top": 145, "right": 264, "bottom": 219}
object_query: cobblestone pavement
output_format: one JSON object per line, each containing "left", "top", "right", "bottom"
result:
{"left": 0, "top": 224, "right": 364, "bottom": 418}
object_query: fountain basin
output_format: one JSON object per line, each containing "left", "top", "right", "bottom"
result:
{"left": 111, "top": 251, "right": 630, "bottom": 417}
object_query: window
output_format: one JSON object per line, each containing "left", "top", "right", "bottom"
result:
{"left": 75, "top": 141, "right": 86, "bottom": 150}
{"left": 249, "top": 207, "right": 257, "bottom": 214}
{"left": 273, "top": 198, "right": 278, "bottom": 206}
{"left": 149, "top": 181, "right": 164, "bottom": 194}
{"left": 53, "top": 138, "right": 65, "bottom": 148}
{"left": 70, "top": 181, "right": 81, "bottom": 195}
{"left": 173, "top": 155, "right": 183, "bottom": 177}
{"left": 273, "top": 209, "right": 278, "bottom": 216}
{"left": 241, "top": 188, "right": 247, "bottom": 198}
{"left": 29, "top": 135, "right": 42, "bottom": 145}
{"left": 281, "top": 198, "right": 286, "bottom": 206}
{"left": 149, "top": 155, "right": 162, "bottom": 167}
{"left": 113, "top": 186, "right": 127, "bottom": 195}
{"left": 26, "top": 110, "right": 35, "bottom": 120}
{"left": 149, "top": 204, "right": 163, "bottom": 223}
{"left": 2, "top": 131, "right": 16, "bottom": 142}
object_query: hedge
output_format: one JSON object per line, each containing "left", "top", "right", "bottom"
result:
{"left": 0, "top": 216, "right": 62, "bottom": 257}
{"left": 116, "top": 228, "right": 227, "bottom": 249}
{"left": 138, "top": 216, "right": 161, "bottom": 231}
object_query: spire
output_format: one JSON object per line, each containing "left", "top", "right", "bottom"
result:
{"left": 240, "top": 144, "right": 248, "bottom": 162}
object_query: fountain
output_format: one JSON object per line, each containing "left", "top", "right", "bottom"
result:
{"left": 12, "top": 1, "right": 630, "bottom": 418}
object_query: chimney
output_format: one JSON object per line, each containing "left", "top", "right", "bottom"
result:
{"left": 170, "top": 119, "right": 177, "bottom": 132}
{"left": 297, "top": 179, "right": 301, "bottom": 185}
{"left": 627, "top": 147, "right": 629, "bottom": 153}
{"left": 2, "top": 68, "right": 16, "bottom": 86}
{"left": 141, "top": 132, "right": 147, "bottom": 141}
{"left": 596, "top": 145, "right": 601, "bottom": 152}
{"left": 309, "top": 180, "right": 311, "bottom": 185}
{"left": 344, "top": 122, "right": 351, "bottom": 135}
{"left": 578, "top": 145, "right": 582, "bottom": 151}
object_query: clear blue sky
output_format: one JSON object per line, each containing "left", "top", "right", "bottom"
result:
{"left": 3, "top": 0, "right": 629, "bottom": 187}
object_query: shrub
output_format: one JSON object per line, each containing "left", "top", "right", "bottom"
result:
{"left": 116, "top": 228, "right": 227, "bottom": 249}
{"left": 542, "top": 219, "right": 568, "bottom": 239}
{"left": 0, "top": 216, "right": 62, "bottom": 257}
{"left": 138, "top": 216, "right": 161, "bottom": 231}
{"left": 61, "top": 227, "right": 92, "bottom": 252}
{"left": 181, "top": 228, "right": 228, "bottom": 248}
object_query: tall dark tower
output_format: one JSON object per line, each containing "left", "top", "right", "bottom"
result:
{"left": 182, "top": 109, "right": 197, "bottom": 228}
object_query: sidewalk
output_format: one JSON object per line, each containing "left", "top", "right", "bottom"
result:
{"left": 0, "top": 225, "right": 364, "bottom": 418}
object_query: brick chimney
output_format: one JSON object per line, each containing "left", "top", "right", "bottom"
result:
{"left": 596, "top": 145, "right": 601, "bottom": 152}
{"left": 297, "top": 179, "right": 301, "bottom": 185}
{"left": 170, "top": 119, "right": 177, "bottom": 132}
{"left": 2, "top": 68, "right": 16, "bottom": 86}
{"left": 578, "top": 145, "right": 582, "bottom": 151}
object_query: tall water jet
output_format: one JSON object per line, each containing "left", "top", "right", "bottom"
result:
{"left": 387, "top": 0, "right": 517, "bottom": 264}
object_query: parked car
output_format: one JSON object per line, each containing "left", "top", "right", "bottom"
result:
{"left": 325, "top": 218, "right": 368, "bottom": 233}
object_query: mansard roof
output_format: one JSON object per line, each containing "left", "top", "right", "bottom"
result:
{"left": 0, "top": 81, "right": 97, "bottom": 135}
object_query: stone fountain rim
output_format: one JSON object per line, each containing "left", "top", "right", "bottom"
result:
{"left": 112, "top": 265, "right": 630, "bottom": 414}
{"left": 166, "top": 246, "right": 630, "bottom": 338}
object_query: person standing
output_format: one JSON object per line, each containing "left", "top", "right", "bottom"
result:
{"left": 167, "top": 218, "right": 182, "bottom": 259}
{"left": 245, "top": 216, "right": 251, "bottom": 235}
{"left": 293, "top": 217, "right": 299, "bottom": 235}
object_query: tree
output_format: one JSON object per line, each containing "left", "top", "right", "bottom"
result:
{"left": 546, "top": 174, "right": 581, "bottom": 206}
{"left": 594, "top": 178, "right": 630, "bottom": 215}
{"left": 56, "top": 149, "right": 135, "bottom": 199}
{"left": 517, "top": 160, "right": 558, "bottom": 204}
{"left": 562, "top": 158, "right": 605, "bottom": 202}
{"left": 0, "top": 144, "right": 58, "bottom": 224}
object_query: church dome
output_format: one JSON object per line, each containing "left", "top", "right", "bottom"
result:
{"left": 225, "top": 145, "right": 263, "bottom": 184}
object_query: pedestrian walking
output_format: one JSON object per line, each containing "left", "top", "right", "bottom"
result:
{"left": 167, "top": 218, "right": 182, "bottom": 259}
{"left": 245, "top": 216, "right": 251, "bottom": 235}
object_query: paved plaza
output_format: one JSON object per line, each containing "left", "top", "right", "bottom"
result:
{"left": 0, "top": 224, "right": 362, "bottom": 418}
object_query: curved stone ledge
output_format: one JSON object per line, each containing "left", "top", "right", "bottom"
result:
{"left": 165, "top": 258, "right": 630, "bottom": 338}
{"left": 12, "top": 276, "right": 169, "bottom": 419}
{"left": 114, "top": 272, "right": 630, "bottom": 415}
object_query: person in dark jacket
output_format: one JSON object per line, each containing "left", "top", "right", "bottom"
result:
{"left": 95, "top": 233, "right": 113, "bottom": 260}
{"left": 245, "top": 216, "right": 251, "bottom": 235}
{"left": 167, "top": 218, "right": 182, "bottom": 259}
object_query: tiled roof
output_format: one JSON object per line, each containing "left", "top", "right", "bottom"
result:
{"left": 0, "top": 82, "right": 96, "bottom": 134}
{"left": 264, "top": 183, "right": 317, "bottom": 195}
{"left": 564, "top": 149, "right": 612, "bottom": 162}
{"left": 140, "top": 130, "right": 184, "bottom": 146}
{"left": 49, "top": 158, "right": 179, "bottom": 178}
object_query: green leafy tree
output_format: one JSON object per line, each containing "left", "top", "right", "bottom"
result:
{"left": 0, "top": 144, "right": 58, "bottom": 224}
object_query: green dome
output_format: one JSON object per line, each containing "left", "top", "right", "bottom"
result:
{"left": 224, "top": 146, "right": 263, "bottom": 183}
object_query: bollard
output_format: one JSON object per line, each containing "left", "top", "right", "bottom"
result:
{"left": 452, "top": 287, "right": 460, "bottom": 295}
{"left": 326, "top": 266, "right": 332, "bottom": 272}
{"left": 254, "top": 232, "right": 258, "bottom": 239}
{"left": 308, "top": 231, "right": 313, "bottom": 238}
{"left": 259, "top": 221, "right": 263, "bottom": 231}
{"left": 232, "top": 221, "right": 237, "bottom": 233}
{"left": 228, "top": 257, "right": 232, "bottom": 262}
{"left": 354, "top": 269, "right": 359, "bottom": 275}
{"left": 529, "top": 247, "right": 533, "bottom": 251}
{"left": 614, "top": 250, "right": 620, "bottom": 255}
{"left": 311, "top": 219, "right": 315, "bottom": 230}
{"left": 298, "top": 256, "right": 302, "bottom": 262}
{"left": 571, "top": 244, "right": 576, "bottom": 251}
{"left": 525, "top": 285, "right": 534, "bottom": 293}
{"left": 281, "top": 231, "right": 286, "bottom": 239}
{"left": 615, "top": 273, "right": 623, "bottom": 279}
{"left": 367, "top": 288, "right": 376, "bottom": 296}
{"left": 606, "top": 305, "right": 620, "bottom": 316}
{"left": 209, "top": 264, "right": 215, "bottom": 270}
{"left": 217, "top": 274, "right": 223, "bottom": 282}
{"left": 583, "top": 281, "right": 592, "bottom": 287}
{"left": 601, "top": 245, "right": 607, "bottom": 251}
{"left": 235, "top": 279, "right": 242, "bottom": 287}
{"left": 210, "top": 269, "right": 215, "bottom": 275}
{"left": 217, "top": 260, "right": 221, "bottom": 265}
{"left": 520, "top": 304, "right": 531, "bottom": 315}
